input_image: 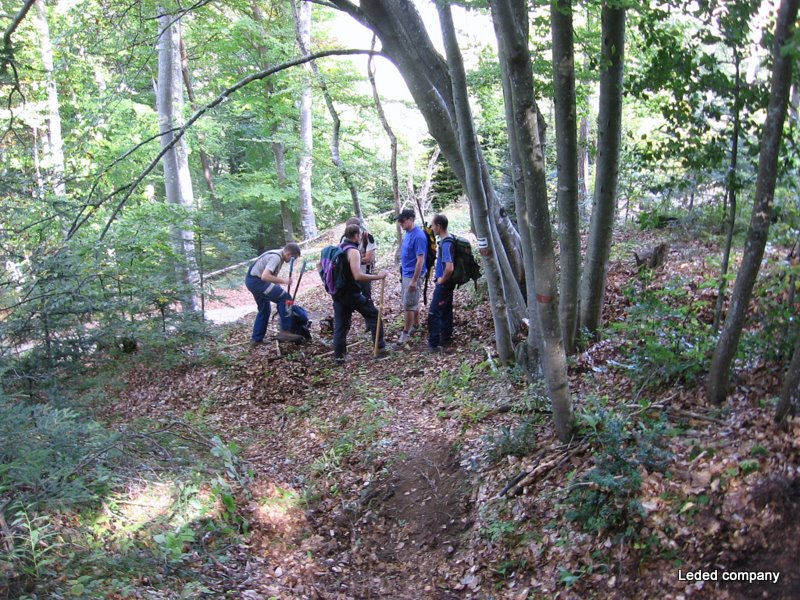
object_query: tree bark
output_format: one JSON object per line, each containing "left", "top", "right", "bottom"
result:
{"left": 579, "top": 2, "right": 626, "bottom": 337}
{"left": 179, "top": 38, "right": 216, "bottom": 199}
{"left": 34, "top": 0, "right": 66, "bottom": 199}
{"left": 329, "top": 0, "right": 525, "bottom": 293}
{"left": 775, "top": 326, "right": 800, "bottom": 423}
{"left": 437, "top": 1, "right": 514, "bottom": 364}
{"left": 551, "top": 0, "right": 580, "bottom": 353}
{"left": 157, "top": 8, "right": 200, "bottom": 313}
{"left": 707, "top": 0, "right": 799, "bottom": 405}
{"left": 291, "top": 0, "right": 362, "bottom": 221}
{"left": 491, "top": 0, "right": 573, "bottom": 442}
{"left": 713, "top": 46, "right": 741, "bottom": 333}
{"left": 295, "top": 0, "right": 317, "bottom": 239}
{"left": 578, "top": 116, "right": 590, "bottom": 219}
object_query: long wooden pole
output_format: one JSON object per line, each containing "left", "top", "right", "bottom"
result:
{"left": 373, "top": 278, "right": 386, "bottom": 357}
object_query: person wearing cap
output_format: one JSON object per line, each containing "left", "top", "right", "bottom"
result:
{"left": 245, "top": 243, "right": 303, "bottom": 348}
{"left": 428, "top": 213, "right": 455, "bottom": 353}
{"left": 396, "top": 208, "right": 427, "bottom": 344}
{"left": 332, "top": 224, "right": 389, "bottom": 363}
{"left": 341, "top": 217, "right": 377, "bottom": 299}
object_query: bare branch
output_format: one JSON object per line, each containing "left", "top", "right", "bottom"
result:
{"left": 2, "top": 0, "right": 37, "bottom": 60}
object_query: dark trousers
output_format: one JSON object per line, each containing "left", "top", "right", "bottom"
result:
{"left": 428, "top": 283, "right": 454, "bottom": 348}
{"left": 333, "top": 291, "right": 385, "bottom": 359}
{"left": 245, "top": 274, "right": 292, "bottom": 342}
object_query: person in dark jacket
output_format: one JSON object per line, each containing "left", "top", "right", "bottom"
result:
{"left": 332, "top": 224, "right": 389, "bottom": 363}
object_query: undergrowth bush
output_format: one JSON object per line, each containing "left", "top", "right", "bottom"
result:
{"left": 564, "top": 398, "right": 672, "bottom": 541}
{"left": 0, "top": 393, "right": 250, "bottom": 599}
{"left": 610, "top": 273, "right": 715, "bottom": 389}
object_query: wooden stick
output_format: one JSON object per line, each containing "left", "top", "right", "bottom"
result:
{"left": 374, "top": 277, "right": 386, "bottom": 357}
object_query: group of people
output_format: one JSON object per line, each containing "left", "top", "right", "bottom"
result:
{"left": 245, "top": 208, "right": 457, "bottom": 361}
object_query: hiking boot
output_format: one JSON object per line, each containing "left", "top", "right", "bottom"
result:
{"left": 249, "top": 340, "right": 264, "bottom": 350}
{"left": 426, "top": 345, "right": 443, "bottom": 355}
{"left": 397, "top": 331, "right": 411, "bottom": 345}
{"left": 275, "top": 330, "right": 304, "bottom": 343}
{"left": 408, "top": 326, "right": 419, "bottom": 337}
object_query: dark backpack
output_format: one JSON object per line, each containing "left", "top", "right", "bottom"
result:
{"left": 288, "top": 305, "right": 312, "bottom": 340}
{"left": 441, "top": 235, "right": 481, "bottom": 287}
{"left": 318, "top": 242, "right": 357, "bottom": 296}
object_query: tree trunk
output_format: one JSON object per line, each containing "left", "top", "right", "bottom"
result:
{"left": 551, "top": 0, "right": 580, "bottom": 353}
{"left": 713, "top": 46, "right": 741, "bottom": 332}
{"left": 437, "top": 1, "right": 514, "bottom": 364}
{"left": 491, "top": 0, "right": 573, "bottom": 442}
{"left": 775, "top": 326, "right": 800, "bottom": 423}
{"left": 579, "top": 2, "right": 626, "bottom": 337}
{"left": 250, "top": 0, "right": 295, "bottom": 243}
{"left": 578, "top": 116, "right": 590, "bottom": 219}
{"left": 296, "top": 0, "right": 317, "bottom": 239}
{"left": 179, "top": 38, "right": 216, "bottom": 199}
{"left": 157, "top": 8, "right": 200, "bottom": 314}
{"left": 291, "top": 0, "right": 362, "bottom": 221}
{"left": 330, "top": 0, "right": 524, "bottom": 297}
{"left": 34, "top": 0, "right": 66, "bottom": 199}
{"left": 706, "top": 0, "right": 799, "bottom": 405}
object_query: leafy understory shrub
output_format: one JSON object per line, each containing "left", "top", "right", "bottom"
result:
{"left": 0, "top": 394, "right": 250, "bottom": 598}
{"left": 610, "top": 274, "right": 715, "bottom": 389}
{"left": 486, "top": 418, "right": 538, "bottom": 463}
{"left": 564, "top": 398, "right": 672, "bottom": 543}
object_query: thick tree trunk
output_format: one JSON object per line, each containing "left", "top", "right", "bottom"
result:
{"left": 713, "top": 47, "right": 741, "bottom": 333}
{"left": 157, "top": 9, "right": 200, "bottom": 314}
{"left": 34, "top": 0, "right": 66, "bottom": 199}
{"left": 579, "top": 3, "right": 626, "bottom": 337}
{"left": 707, "top": 0, "right": 799, "bottom": 404}
{"left": 491, "top": 0, "right": 573, "bottom": 442}
{"left": 331, "top": 0, "right": 524, "bottom": 297}
{"left": 437, "top": 1, "right": 514, "bottom": 363}
{"left": 551, "top": 0, "right": 580, "bottom": 353}
{"left": 296, "top": 0, "right": 317, "bottom": 239}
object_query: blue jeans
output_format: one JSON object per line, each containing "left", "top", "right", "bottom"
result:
{"left": 333, "top": 291, "right": 385, "bottom": 359}
{"left": 427, "top": 283, "right": 454, "bottom": 348}
{"left": 245, "top": 274, "right": 293, "bottom": 342}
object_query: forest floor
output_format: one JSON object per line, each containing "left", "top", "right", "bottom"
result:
{"left": 92, "top": 223, "right": 799, "bottom": 600}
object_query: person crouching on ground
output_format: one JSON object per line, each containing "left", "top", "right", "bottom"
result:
{"left": 397, "top": 208, "right": 428, "bottom": 344}
{"left": 245, "top": 243, "right": 303, "bottom": 348}
{"left": 428, "top": 213, "right": 455, "bottom": 353}
{"left": 333, "top": 224, "right": 389, "bottom": 363}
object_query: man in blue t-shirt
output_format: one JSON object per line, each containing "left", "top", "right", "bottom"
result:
{"left": 428, "top": 213, "right": 455, "bottom": 353}
{"left": 396, "top": 209, "right": 428, "bottom": 344}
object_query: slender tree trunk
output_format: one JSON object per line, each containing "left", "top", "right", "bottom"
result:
{"left": 707, "top": 0, "right": 799, "bottom": 404}
{"left": 437, "top": 1, "right": 514, "bottom": 363}
{"left": 368, "top": 39, "right": 402, "bottom": 259}
{"left": 157, "top": 8, "right": 199, "bottom": 313}
{"left": 34, "top": 0, "right": 66, "bottom": 199}
{"left": 713, "top": 47, "right": 742, "bottom": 332}
{"left": 578, "top": 116, "right": 590, "bottom": 219}
{"left": 32, "top": 126, "right": 44, "bottom": 198}
{"left": 179, "top": 38, "right": 216, "bottom": 199}
{"left": 291, "top": 0, "right": 362, "bottom": 220}
{"left": 579, "top": 3, "right": 626, "bottom": 337}
{"left": 775, "top": 326, "right": 800, "bottom": 423}
{"left": 295, "top": 0, "right": 317, "bottom": 239}
{"left": 250, "top": 0, "right": 295, "bottom": 243}
{"left": 551, "top": 0, "right": 580, "bottom": 353}
{"left": 491, "top": 0, "right": 573, "bottom": 442}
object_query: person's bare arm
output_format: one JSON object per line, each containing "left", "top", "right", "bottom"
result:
{"left": 409, "top": 254, "right": 425, "bottom": 290}
{"left": 349, "top": 249, "right": 386, "bottom": 281}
